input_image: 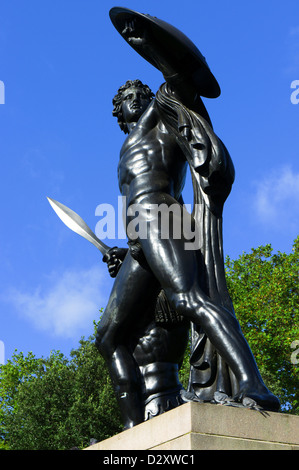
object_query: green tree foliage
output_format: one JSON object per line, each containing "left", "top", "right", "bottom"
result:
{"left": 0, "top": 324, "right": 122, "bottom": 450}
{"left": 225, "top": 236, "right": 299, "bottom": 414}
{"left": 0, "top": 350, "right": 42, "bottom": 449}
{"left": 0, "top": 239, "right": 298, "bottom": 449}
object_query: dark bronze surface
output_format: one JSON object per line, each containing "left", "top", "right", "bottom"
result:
{"left": 92, "top": 7, "right": 280, "bottom": 429}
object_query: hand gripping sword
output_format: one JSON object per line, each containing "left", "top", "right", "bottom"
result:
{"left": 47, "top": 197, "right": 111, "bottom": 257}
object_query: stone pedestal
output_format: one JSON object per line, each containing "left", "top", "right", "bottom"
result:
{"left": 85, "top": 402, "right": 299, "bottom": 451}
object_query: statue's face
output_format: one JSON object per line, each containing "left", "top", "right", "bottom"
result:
{"left": 121, "top": 86, "right": 151, "bottom": 124}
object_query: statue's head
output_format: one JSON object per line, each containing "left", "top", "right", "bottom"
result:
{"left": 112, "top": 79, "right": 154, "bottom": 134}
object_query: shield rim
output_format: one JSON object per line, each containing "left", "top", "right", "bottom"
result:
{"left": 109, "top": 7, "right": 221, "bottom": 99}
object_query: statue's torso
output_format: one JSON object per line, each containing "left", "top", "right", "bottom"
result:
{"left": 118, "top": 101, "right": 187, "bottom": 206}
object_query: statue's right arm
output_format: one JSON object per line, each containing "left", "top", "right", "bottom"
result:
{"left": 103, "top": 246, "right": 128, "bottom": 278}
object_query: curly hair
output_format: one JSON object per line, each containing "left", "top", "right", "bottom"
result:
{"left": 112, "top": 79, "right": 154, "bottom": 134}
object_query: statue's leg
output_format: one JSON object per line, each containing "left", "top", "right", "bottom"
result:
{"left": 95, "top": 252, "right": 160, "bottom": 428}
{"left": 137, "top": 195, "right": 279, "bottom": 410}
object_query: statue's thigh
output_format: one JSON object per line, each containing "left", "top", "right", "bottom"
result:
{"left": 140, "top": 234, "right": 199, "bottom": 294}
{"left": 99, "top": 252, "right": 160, "bottom": 340}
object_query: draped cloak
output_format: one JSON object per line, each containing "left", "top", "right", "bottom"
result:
{"left": 155, "top": 83, "right": 239, "bottom": 401}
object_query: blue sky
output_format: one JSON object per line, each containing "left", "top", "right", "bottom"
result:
{"left": 0, "top": 0, "right": 298, "bottom": 365}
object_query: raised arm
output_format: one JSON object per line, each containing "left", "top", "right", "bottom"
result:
{"left": 110, "top": 8, "right": 220, "bottom": 110}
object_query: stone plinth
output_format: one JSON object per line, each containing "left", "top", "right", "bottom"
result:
{"left": 85, "top": 402, "right": 299, "bottom": 451}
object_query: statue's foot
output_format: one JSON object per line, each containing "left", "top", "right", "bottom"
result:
{"left": 180, "top": 389, "right": 202, "bottom": 403}
{"left": 234, "top": 384, "right": 280, "bottom": 412}
{"left": 123, "top": 420, "right": 139, "bottom": 430}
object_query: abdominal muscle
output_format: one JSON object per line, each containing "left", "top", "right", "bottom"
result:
{"left": 118, "top": 139, "right": 186, "bottom": 207}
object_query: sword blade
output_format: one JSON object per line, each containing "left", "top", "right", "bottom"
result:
{"left": 47, "top": 197, "right": 110, "bottom": 255}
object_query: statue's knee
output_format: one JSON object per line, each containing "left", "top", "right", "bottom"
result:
{"left": 166, "top": 291, "right": 190, "bottom": 316}
{"left": 165, "top": 289, "right": 204, "bottom": 321}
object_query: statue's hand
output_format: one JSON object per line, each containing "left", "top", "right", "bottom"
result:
{"left": 102, "top": 246, "right": 128, "bottom": 278}
{"left": 121, "top": 18, "right": 166, "bottom": 76}
{"left": 122, "top": 19, "right": 147, "bottom": 47}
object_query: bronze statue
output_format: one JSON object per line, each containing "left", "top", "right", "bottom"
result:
{"left": 93, "top": 7, "right": 280, "bottom": 429}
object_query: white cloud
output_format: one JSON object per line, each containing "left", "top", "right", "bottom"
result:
{"left": 5, "top": 265, "right": 109, "bottom": 339}
{"left": 253, "top": 166, "right": 299, "bottom": 228}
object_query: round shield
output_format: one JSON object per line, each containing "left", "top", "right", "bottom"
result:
{"left": 109, "top": 7, "right": 220, "bottom": 98}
